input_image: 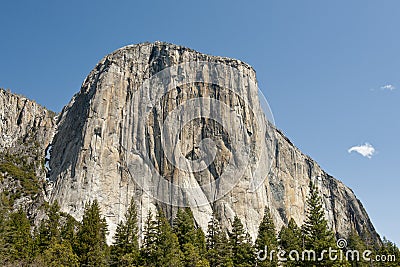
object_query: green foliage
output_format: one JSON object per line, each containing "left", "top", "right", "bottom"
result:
{"left": 0, "top": 185, "right": 398, "bottom": 267}
{"left": 206, "top": 213, "right": 233, "bottom": 267}
{"left": 302, "top": 181, "right": 339, "bottom": 266}
{"left": 375, "top": 237, "right": 400, "bottom": 267}
{"left": 111, "top": 197, "right": 140, "bottom": 266}
{"left": 182, "top": 242, "right": 209, "bottom": 267}
{"left": 35, "top": 201, "right": 62, "bottom": 252}
{"left": 41, "top": 241, "right": 79, "bottom": 267}
{"left": 76, "top": 199, "right": 109, "bottom": 266}
{"left": 0, "top": 205, "right": 6, "bottom": 263}
{"left": 346, "top": 230, "right": 370, "bottom": 267}
{"left": 255, "top": 207, "right": 278, "bottom": 266}
{"left": 61, "top": 213, "right": 79, "bottom": 247}
{"left": 174, "top": 208, "right": 198, "bottom": 248}
{"left": 141, "top": 208, "right": 184, "bottom": 267}
{"left": 0, "top": 157, "right": 39, "bottom": 195}
{"left": 0, "top": 150, "right": 44, "bottom": 214}
{"left": 279, "top": 218, "right": 303, "bottom": 266}
{"left": 173, "top": 208, "right": 209, "bottom": 267}
{"left": 140, "top": 210, "right": 158, "bottom": 265}
{"left": 3, "top": 208, "right": 35, "bottom": 264}
{"left": 153, "top": 208, "right": 184, "bottom": 267}
{"left": 229, "top": 215, "right": 255, "bottom": 267}
{"left": 195, "top": 227, "right": 208, "bottom": 259}
{"left": 0, "top": 191, "right": 12, "bottom": 209}
{"left": 31, "top": 201, "right": 80, "bottom": 265}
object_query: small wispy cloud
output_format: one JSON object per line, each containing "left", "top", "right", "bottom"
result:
{"left": 380, "top": 84, "right": 395, "bottom": 91}
{"left": 348, "top": 143, "right": 376, "bottom": 158}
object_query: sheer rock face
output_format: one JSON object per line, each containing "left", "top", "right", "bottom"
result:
{"left": 44, "top": 42, "right": 379, "bottom": 244}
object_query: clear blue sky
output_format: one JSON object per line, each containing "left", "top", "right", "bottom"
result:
{"left": 1, "top": 0, "right": 399, "bottom": 244}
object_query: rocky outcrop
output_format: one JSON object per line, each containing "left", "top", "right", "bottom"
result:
{"left": 0, "top": 89, "right": 55, "bottom": 155}
{"left": 46, "top": 42, "right": 380, "bottom": 244}
{"left": 0, "top": 89, "right": 56, "bottom": 217}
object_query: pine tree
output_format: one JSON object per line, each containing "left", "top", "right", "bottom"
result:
{"left": 182, "top": 242, "right": 210, "bottom": 267}
{"left": 302, "top": 181, "right": 337, "bottom": 266}
{"left": 279, "top": 218, "right": 302, "bottom": 267}
{"left": 375, "top": 237, "right": 400, "bottom": 267}
{"left": 42, "top": 241, "right": 79, "bottom": 267}
{"left": 206, "top": 214, "right": 233, "bottom": 267}
{"left": 255, "top": 207, "right": 278, "bottom": 266}
{"left": 141, "top": 208, "right": 183, "bottom": 267}
{"left": 154, "top": 208, "right": 184, "bottom": 267}
{"left": 111, "top": 197, "right": 139, "bottom": 266}
{"left": 140, "top": 210, "right": 159, "bottom": 266}
{"left": 76, "top": 199, "right": 109, "bottom": 266}
{"left": 347, "top": 230, "right": 369, "bottom": 267}
{"left": 195, "top": 227, "right": 208, "bottom": 259}
{"left": 229, "top": 215, "right": 255, "bottom": 267}
{"left": 173, "top": 208, "right": 209, "bottom": 267}
{"left": 36, "top": 201, "right": 62, "bottom": 252}
{"left": 173, "top": 208, "right": 198, "bottom": 247}
{"left": 61, "top": 213, "right": 78, "bottom": 247}
{"left": 0, "top": 204, "right": 7, "bottom": 265}
{"left": 4, "top": 208, "right": 34, "bottom": 264}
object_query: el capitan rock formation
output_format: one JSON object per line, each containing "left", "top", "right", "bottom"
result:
{"left": 0, "top": 42, "right": 380, "bottom": 245}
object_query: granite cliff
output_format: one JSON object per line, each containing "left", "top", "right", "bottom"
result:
{"left": 0, "top": 89, "right": 55, "bottom": 218}
{"left": 0, "top": 42, "right": 380, "bottom": 245}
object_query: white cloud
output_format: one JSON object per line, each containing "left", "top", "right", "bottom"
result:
{"left": 348, "top": 143, "right": 376, "bottom": 158}
{"left": 380, "top": 84, "right": 395, "bottom": 91}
